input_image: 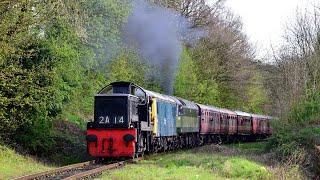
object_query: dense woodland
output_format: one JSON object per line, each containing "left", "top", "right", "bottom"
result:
{"left": 0, "top": 0, "right": 319, "bottom": 174}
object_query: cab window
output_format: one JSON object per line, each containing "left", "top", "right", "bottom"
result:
{"left": 131, "top": 86, "right": 146, "bottom": 104}
{"left": 99, "top": 85, "right": 113, "bottom": 94}
{"left": 134, "top": 88, "right": 145, "bottom": 98}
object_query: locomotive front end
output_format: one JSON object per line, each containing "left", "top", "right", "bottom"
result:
{"left": 86, "top": 82, "right": 146, "bottom": 158}
{"left": 86, "top": 82, "right": 152, "bottom": 158}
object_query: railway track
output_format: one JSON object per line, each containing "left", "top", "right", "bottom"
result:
{"left": 13, "top": 158, "right": 141, "bottom": 180}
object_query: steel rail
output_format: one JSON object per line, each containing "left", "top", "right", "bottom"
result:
{"left": 63, "top": 158, "right": 141, "bottom": 180}
{"left": 12, "top": 160, "right": 95, "bottom": 180}
{"left": 63, "top": 161, "right": 124, "bottom": 180}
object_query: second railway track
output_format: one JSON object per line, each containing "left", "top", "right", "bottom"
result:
{"left": 13, "top": 158, "right": 141, "bottom": 180}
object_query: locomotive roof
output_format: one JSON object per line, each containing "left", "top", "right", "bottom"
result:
{"left": 169, "top": 96, "right": 183, "bottom": 106}
{"left": 234, "top": 110, "right": 251, "bottom": 117}
{"left": 144, "top": 90, "right": 176, "bottom": 103}
{"left": 197, "top": 104, "right": 220, "bottom": 112}
{"left": 171, "top": 96, "right": 198, "bottom": 109}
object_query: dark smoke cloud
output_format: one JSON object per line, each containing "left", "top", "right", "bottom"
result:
{"left": 123, "top": 0, "right": 202, "bottom": 94}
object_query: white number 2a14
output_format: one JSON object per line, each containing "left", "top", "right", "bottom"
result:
{"left": 99, "top": 116, "right": 110, "bottom": 124}
{"left": 99, "top": 116, "right": 124, "bottom": 124}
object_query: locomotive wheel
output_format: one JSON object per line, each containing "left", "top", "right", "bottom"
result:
{"left": 138, "top": 151, "right": 144, "bottom": 158}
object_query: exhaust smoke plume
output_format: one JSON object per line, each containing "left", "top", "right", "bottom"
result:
{"left": 124, "top": 0, "right": 201, "bottom": 94}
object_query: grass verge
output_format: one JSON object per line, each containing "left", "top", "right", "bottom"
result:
{"left": 100, "top": 143, "right": 272, "bottom": 180}
{"left": 0, "top": 145, "right": 53, "bottom": 180}
{"left": 226, "top": 141, "right": 267, "bottom": 153}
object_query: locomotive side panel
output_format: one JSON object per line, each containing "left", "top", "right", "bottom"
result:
{"left": 154, "top": 99, "right": 177, "bottom": 137}
{"left": 173, "top": 97, "right": 199, "bottom": 134}
{"left": 176, "top": 108, "right": 199, "bottom": 133}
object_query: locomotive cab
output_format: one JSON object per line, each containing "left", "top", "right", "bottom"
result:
{"left": 86, "top": 82, "right": 152, "bottom": 158}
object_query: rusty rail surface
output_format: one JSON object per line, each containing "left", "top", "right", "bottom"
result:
{"left": 64, "top": 158, "right": 141, "bottom": 180}
{"left": 63, "top": 161, "right": 124, "bottom": 180}
{"left": 12, "top": 160, "right": 95, "bottom": 180}
{"left": 13, "top": 158, "right": 141, "bottom": 180}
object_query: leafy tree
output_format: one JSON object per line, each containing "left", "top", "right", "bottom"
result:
{"left": 108, "top": 50, "right": 146, "bottom": 84}
{"left": 245, "top": 72, "right": 268, "bottom": 114}
{"left": 79, "top": 0, "right": 130, "bottom": 68}
{"left": 174, "top": 49, "right": 199, "bottom": 100}
{"left": 174, "top": 48, "right": 220, "bottom": 106}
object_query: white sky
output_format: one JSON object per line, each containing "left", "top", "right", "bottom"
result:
{"left": 208, "top": 0, "right": 317, "bottom": 59}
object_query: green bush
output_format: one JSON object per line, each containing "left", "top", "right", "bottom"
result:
{"left": 267, "top": 92, "right": 320, "bottom": 159}
{"left": 267, "top": 118, "right": 320, "bottom": 159}
{"left": 61, "top": 111, "right": 86, "bottom": 129}
{"left": 14, "top": 117, "right": 54, "bottom": 154}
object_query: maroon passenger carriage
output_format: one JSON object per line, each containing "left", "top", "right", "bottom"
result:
{"left": 251, "top": 114, "right": 272, "bottom": 139}
{"left": 219, "top": 108, "right": 237, "bottom": 142}
{"left": 197, "top": 104, "right": 221, "bottom": 143}
{"left": 235, "top": 110, "right": 252, "bottom": 141}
